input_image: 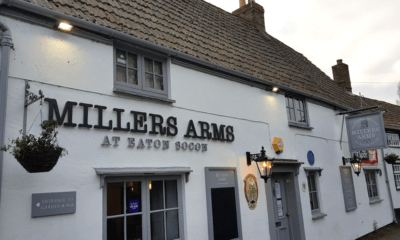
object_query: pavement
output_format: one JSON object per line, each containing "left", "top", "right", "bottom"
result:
{"left": 356, "top": 222, "right": 400, "bottom": 240}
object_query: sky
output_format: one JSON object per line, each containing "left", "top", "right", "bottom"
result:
{"left": 204, "top": 0, "right": 400, "bottom": 105}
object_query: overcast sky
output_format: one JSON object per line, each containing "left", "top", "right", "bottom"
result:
{"left": 204, "top": 0, "right": 400, "bottom": 105}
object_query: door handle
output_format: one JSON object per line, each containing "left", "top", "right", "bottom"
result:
{"left": 286, "top": 212, "right": 290, "bottom": 217}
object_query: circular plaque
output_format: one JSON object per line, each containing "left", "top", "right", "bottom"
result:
{"left": 307, "top": 151, "right": 315, "bottom": 165}
{"left": 244, "top": 174, "right": 258, "bottom": 210}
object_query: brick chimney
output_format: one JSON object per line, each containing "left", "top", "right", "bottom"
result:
{"left": 332, "top": 59, "right": 352, "bottom": 93}
{"left": 233, "top": 0, "right": 265, "bottom": 29}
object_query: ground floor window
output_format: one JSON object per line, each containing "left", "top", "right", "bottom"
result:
{"left": 105, "top": 176, "right": 183, "bottom": 240}
{"left": 365, "top": 170, "right": 379, "bottom": 200}
{"left": 307, "top": 172, "right": 320, "bottom": 213}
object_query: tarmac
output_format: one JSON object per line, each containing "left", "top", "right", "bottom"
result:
{"left": 356, "top": 222, "right": 400, "bottom": 240}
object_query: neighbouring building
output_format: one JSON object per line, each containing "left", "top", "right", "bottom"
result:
{"left": 0, "top": 1, "right": 400, "bottom": 240}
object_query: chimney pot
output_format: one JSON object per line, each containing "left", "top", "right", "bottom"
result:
{"left": 332, "top": 59, "right": 352, "bottom": 93}
{"left": 239, "top": 0, "right": 246, "bottom": 8}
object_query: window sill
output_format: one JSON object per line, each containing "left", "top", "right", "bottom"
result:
{"left": 288, "top": 122, "right": 314, "bottom": 130}
{"left": 113, "top": 87, "right": 176, "bottom": 103}
{"left": 312, "top": 212, "right": 327, "bottom": 220}
{"left": 369, "top": 198, "right": 383, "bottom": 204}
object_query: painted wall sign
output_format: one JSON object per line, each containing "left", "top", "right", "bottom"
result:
{"left": 352, "top": 149, "right": 378, "bottom": 166}
{"left": 272, "top": 137, "right": 284, "bottom": 154}
{"left": 44, "top": 98, "right": 234, "bottom": 142}
{"left": 345, "top": 112, "right": 387, "bottom": 151}
{"left": 32, "top": 191, "right": 76, "bottom": 218}
{"left": 307, "top": 151, "right": 315, "bottom": 165}
{"left": 339, "top": 167, "right": 357, "bottom": 212}
{"left": 244, "top": 174, "right": 258, "bottom": 210}
{"left": 101, "top": 136, "right": 208, "bottom": 152}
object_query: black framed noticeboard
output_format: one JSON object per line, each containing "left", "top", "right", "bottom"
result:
{"left": 205, "top": 167, "right": 243, "bottom": 240}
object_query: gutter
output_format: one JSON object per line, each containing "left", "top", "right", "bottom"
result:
{"left": 0, "top": 0, "right": 351, "bottom": 112}
{"left": 381, "top": 149, "right": 397, "bottom": 223}
{"left": 0, "top": 17, "right": 13, "bottom": 212}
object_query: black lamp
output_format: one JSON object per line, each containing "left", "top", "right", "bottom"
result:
{"left": 246, "top": 146, "right": 274, "bottom": 182}
{"left": 342, "top": 154, "right": 362, "bottom": 176}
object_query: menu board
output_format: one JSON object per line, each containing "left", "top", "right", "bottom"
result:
{"left": 339, "top": 167, "right": 357, "bottom": 212}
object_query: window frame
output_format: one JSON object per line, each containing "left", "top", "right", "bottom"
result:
{"left": 393, "top": 164, "right": 400, "bottom": 190}
{"left": 113, "top": 41, "right": 171, "bottom": 101}
{"left": 364, "top": 170, "right": 381, "bottom": 203}
{"left": 307, "top": 172, "right": 322, "bottom": 217}
{"left": 103, "top": 175, "right": 185, "bottom": 240}
{"left": 387, "top": 133, "right": 400, "bottom": 147}
{"left": 285, "top": 95, "right": 310, "bottom": 127}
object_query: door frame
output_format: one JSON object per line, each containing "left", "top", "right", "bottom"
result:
{"left": 265, "top": 162, "right": 306, "bottom": 240}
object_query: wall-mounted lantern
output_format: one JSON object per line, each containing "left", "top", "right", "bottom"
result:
{"left": 342, "top": 154, "right": 362, "bottom": 176}
{"left": 246, "top": 147, "right": 274, "bottom": 183}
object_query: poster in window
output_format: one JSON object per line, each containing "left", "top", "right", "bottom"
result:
{"left": 128, "top": 200, "right": 140, "bottom": 213}
{"left": 277, "top": 199, "right": 284, "bottom": 217}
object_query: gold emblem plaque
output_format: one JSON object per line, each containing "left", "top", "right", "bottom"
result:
{"left": 244, "top": 174, "right": 258, "bottom": 210}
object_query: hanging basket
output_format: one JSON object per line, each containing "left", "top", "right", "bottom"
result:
{"left": 16, "top": 147, "right": 62, "bottom": 173}
{"left": 384, "top": 153, "right": 399, "bottom": 165}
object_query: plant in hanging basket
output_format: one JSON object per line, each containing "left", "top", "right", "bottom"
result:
{"left": 1, "top": 120, "right": 67, "bottom": 173}
{"left": 384, "top": 153, "right": 399, "bottom": 164}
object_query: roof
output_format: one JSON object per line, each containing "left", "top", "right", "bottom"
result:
{"left": 19, "top": 0, "right": 400, "bottom": 131}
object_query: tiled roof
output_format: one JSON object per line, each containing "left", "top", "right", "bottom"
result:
{"left": 21, "top": 0, "right": 400, "bottom": 130}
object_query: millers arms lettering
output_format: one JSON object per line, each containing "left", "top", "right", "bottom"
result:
{"left": 44, "top": 98, "right": 234, "bottom": 142}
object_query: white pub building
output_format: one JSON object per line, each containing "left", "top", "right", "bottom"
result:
{"left": 1, "top": 0, "right": 400, "bottom": 240}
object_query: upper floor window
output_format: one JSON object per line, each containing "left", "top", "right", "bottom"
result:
{"left": 393, "top": 164, "right": 400, "bottom": 190}
{"left": 387, "top": 133, "right": 400, "bottom": 147}
{"left": 114, "top": 47, "right": 170, "bottom": 101}
{"left": 286, "top": 96, "right": 308, "bottom": 124}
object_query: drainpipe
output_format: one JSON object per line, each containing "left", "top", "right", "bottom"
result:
{"left": 381, "top": 149, "right": 397, "bottom": 223}
{"left": 0, "top": 18, "right": 13, "bottom": 212}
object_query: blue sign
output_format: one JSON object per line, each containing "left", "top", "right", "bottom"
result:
{"left": 307, "top": 151, "right": 315, "bottom": 165}
{"left": 128, "top": 200, "right": 140, "bottom": 213}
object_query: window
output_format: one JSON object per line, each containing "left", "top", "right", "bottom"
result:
{"left": 387, "top": 133, "right": 400, "bottom": 147}
{"left": 285, "top": 96, "right": 308, "bottom": 125}
{"left": 393, "top": 165, "right": 400, "bottom": 190}
{"left": 307, "top": 173, "right": 319, "bottom": 212}
{"left": 304, "top": 167, "right": 326, "bottom": 219}
{"left": 364, "top": 170, "right": 380, "bottom": 202}
{"left": 105, "top": 176, "right": 183, "bottom": 240}
{"left": 114, "top": 47, "right": 170, "bottom": 101}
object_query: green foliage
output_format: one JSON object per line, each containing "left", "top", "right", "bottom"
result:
{"left": 384, "top": 153, "right": 399, "bottom": 164}
{"left": 1, "top": 120, "right": 67, "bottom": 160}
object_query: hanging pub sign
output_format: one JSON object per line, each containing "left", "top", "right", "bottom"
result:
{"left": 345, "top": 112, "right": 387, "bottom": 152}
{"left": 351, "top": 149, "right": 378, "bottom": 166}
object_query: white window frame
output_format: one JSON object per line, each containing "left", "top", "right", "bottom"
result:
{"left": 393, "top": 164, "right": 400, "bottom": 190}
{"left": 114, "top": 42, "right": 173, "bottom": 102}
{"left": 304, "top": 167, "right": 326, "bottom": 220}
{"left": 285, "top": 95, "right": 310, "bottom": 128}
{"left": 364, "top": 169, "right": 382, "bottom": 203}
{"left": 387, "top": 133, "right": 400, "bottom": 147}
{"left": 103, "top": 175, "right": 185, "bottom": 240}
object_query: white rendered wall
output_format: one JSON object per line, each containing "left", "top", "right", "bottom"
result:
{"left": 383, "top": 147, "right": 400, "bottom": 209}
{"left": 0, "top": 15, "right": 395, "bottom": 240}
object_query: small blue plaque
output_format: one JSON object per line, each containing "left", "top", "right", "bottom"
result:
{"left": 128, "top": 200, "right": 140, "bottom": 213}
{"left": 307, "top": 151, "right": 315, "bottom": 165}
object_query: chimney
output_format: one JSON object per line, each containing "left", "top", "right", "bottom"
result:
{"left": 332, "top": 59, "right": 352, "bottom": 93}
{"left": 233, "top": 0, "right": 265, "bottom": 29}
